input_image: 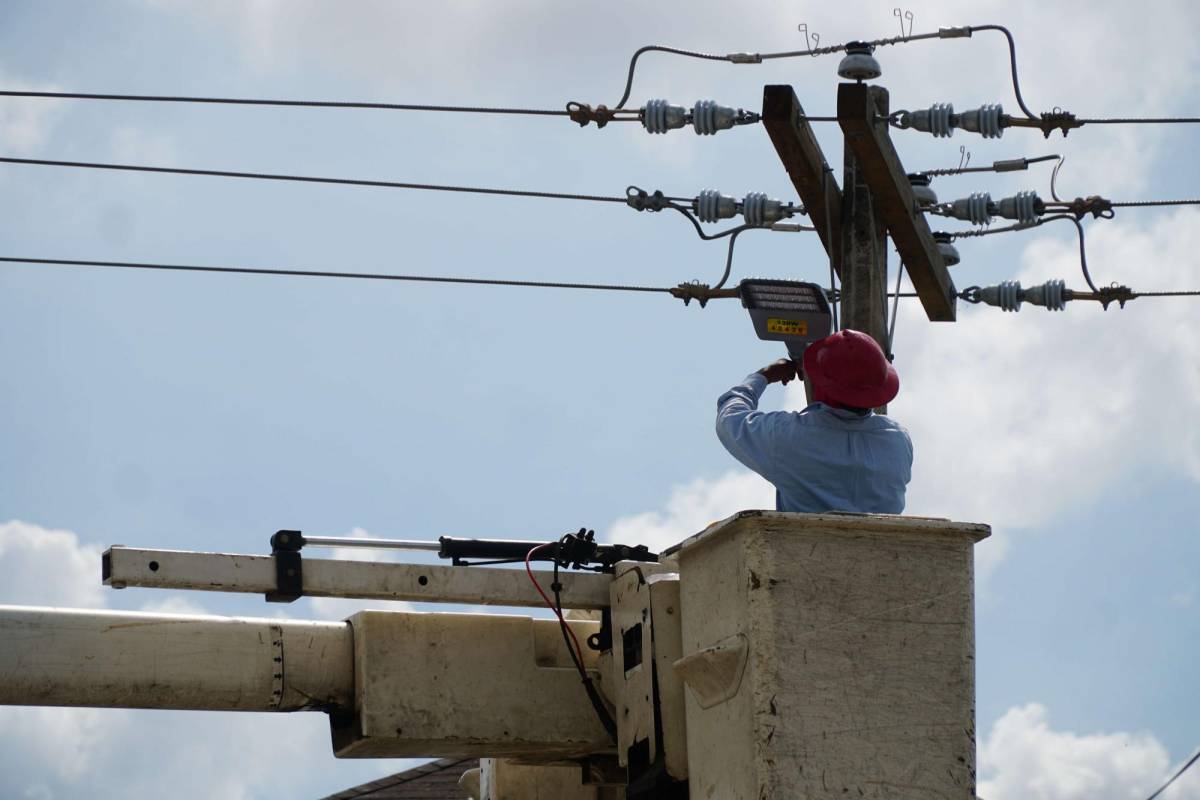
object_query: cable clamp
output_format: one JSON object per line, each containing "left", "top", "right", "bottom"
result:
{"left": 1063, "top": 195, "right": 1114, "bottom": 220}
{"left": 625, "top": 185, "right": 668, "bottom": 212}
{"left": 670, "top": 281, "right": 740, "bottom": 308}
{"left": 566, "top": 101, "right": 618, "bottom": 128}
{"left": 1095, "top": 283, "right": 1135, "bottom": 310}
{"left": 1038, "top": 109, "right": 1081, "bottom": 138}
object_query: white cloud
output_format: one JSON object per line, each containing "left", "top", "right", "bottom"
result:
{"left": 896, "top": 209, "right": 1200, "bottom": 526}
{"left": 0, "top": 520, "right": 107, "bottom": 608}
{"left": 979, "top": 703, "right": 1200, "bottom": 800}
{"left": 606, "top": 469, "right": 774, "bottom": 553}
{"left": 0, "top": 520, "right": 401, "bottom": 797}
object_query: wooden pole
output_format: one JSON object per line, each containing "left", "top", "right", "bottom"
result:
{"left": 839, "top": 85, "right": 890, "bottom": 352}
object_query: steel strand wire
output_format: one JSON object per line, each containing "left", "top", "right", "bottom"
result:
{"left": 0, "top": 256, "right": 674, "bottom": 294}
{"left": 0, "top": 89, "right": 572, "bottom": 117}
{"left": 0, "top": 155, "right": 635, "bottom": 205}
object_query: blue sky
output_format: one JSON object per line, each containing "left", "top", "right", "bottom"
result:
{"left": 1, "top": 1, "right": 1199, "bottom": 798}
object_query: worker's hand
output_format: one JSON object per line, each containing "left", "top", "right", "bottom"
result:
{"left": 757, "top": 359, "right": 799, "bottom": 385}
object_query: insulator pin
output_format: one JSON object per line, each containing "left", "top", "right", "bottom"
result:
{"left": 975, "top": 279, "right": 1068, "bottom": 312}
{"left": 958, "top": 104, "right": 1004, "bottom": 138}
{"left": 996, "top": 191, "right": 1042, "bottom": 225}
{"left": 741, "top": 192, "right": 787, "bottom": 227}
{"left": 643, "top": 99, "right": 688, "bottom": 134}
{"left": 695, "top": 190, "right": 738, "bottom": 223}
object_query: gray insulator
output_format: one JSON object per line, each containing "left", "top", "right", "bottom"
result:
{"left": 898, "top": 104, "right": 952, "bottom": 137}
{"left": 909, "top": 174, "right": 938, "bottom": 208}
{"left": 692, "top": 100, "right": 737, "bottom": 135}
{"left": 958, "top": 104, "right": 1004, "bottom": 139}
{"left": 996, "top": 191, "right": 1041, "bottom": 225}
{"left": 912, "top": 183, "right": 939, "bottom": 207}
{"left": 695, "top": 189, "right": 738, "bottom": 223}
{"left": 1024, "top": 279, "right": 1067, "bottom": 311}
{"left": 931, "top": 235, "right": 960, "bottom": 266}
{"left": 837, "top": 43, "right": 882, "bottom": 81}
{"left": 643, "top": 99, "right": 688, "bottom": 134}
{"left": 950, "top": 192, "right": 993, "bottom": 225}
{"left": 742, "top": 192, "right": 786, "bottom": 227}
{"left": 935, "top": 239, "right": 960, "bottom": 266}
{"left": 904, "top": 103, "right": 955, "bottom": 138}
{"left": 978, "top": 280, "right": 1024, "bottom": 312}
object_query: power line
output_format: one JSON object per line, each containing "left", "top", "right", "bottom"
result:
{"left": 1144, "top": 748, "right": 1200, "bottom": 800}
{"left": 0, "top": 89, "right": 573, "bottom": 118}
{"left": 1111, "top": 199, "right": 1200, "bottom": 208}
{"left": 7, "top": 255, "right": 1198, "bottom": 304}
{"left": 0, "top": 156, "right": 649, "bottom": 205}
{"left": 1078, "top": 116, "right": 1200, "bottom": 125}
{"left": 0, "top": 256, "right": 672, "bottom": 294}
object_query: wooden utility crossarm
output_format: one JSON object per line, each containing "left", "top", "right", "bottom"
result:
{"left": 837, "top": 82, "right": 957, "bottom": 321}
{"left": 762, "top": 85, "right": 843, "bottom": 277}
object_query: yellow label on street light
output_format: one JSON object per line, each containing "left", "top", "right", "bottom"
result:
{"left": 766, "top": 318, "right": 808, "bottom": 336}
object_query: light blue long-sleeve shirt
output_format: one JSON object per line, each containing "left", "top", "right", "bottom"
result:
{"left": 715, "top": 373, "right": 913, "bottom": 514}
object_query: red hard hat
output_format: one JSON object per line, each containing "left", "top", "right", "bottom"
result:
{"left": 802, "top": 329, "right": 899, "bottom": 408}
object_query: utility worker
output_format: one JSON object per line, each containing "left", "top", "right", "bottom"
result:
{"left": 715, "top": 329, "right": 912, "bottom": 514}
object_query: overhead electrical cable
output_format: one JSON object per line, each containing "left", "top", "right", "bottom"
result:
{"left": 0, "top": 155, "right": 662, "bottom": 205}
{"left": 0, "top": 256, "right": 674, "bottom": 294}
{"left": 4, "top": 255, "right": 1199, "bottom": 304}
{"left": 0, "top": 89, "right": 574, "bottom": 118}
{"left": 1110, "top": 199, "right": 1200, "bottom": 208}
{"left": 1143, "top": 747, "right": 1200, "bottom": 800}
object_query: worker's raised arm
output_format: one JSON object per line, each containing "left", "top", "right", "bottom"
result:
{"left": 714, "top": 360, "right": 796, "bottom": 480}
